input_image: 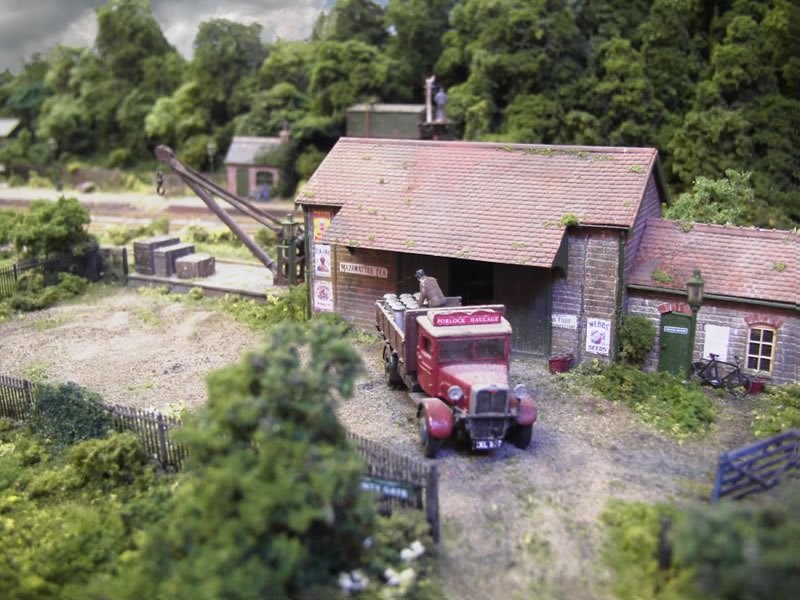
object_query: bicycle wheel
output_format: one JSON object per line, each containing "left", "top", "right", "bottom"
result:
{"left": 690, "top": 361, "right": 707, "bottom": 382}
{"left": 725, "top": 372, "right": 752, "bottom": 397}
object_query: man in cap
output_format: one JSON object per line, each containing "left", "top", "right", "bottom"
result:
{"left": 416, "top": 269, "right": 445, "bottom": 308}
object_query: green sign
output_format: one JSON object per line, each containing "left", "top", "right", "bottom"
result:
{"left": 361, "top": 477, "right": 414, "bottom": 501}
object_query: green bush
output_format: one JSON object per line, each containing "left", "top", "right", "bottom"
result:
{"left": 672, "top": 492, "right": 800, "bottom": 599}
{"left": 218, "top": 284, "right": 308, "bottom": 329}
{"left": 618, "top": 315, "right": 657, "bottom": 366}
{"left": 601, "top": 499, "right": 694, "bottom": 599}
{"left": 29, "top": 382, "right": 113, "bottom": 449}
{"left": 111, "top": 321, "right": 373, "bottom": 599}
{"left": 57, "top": 272, "right": 89, "bottom": 298}
{"left": 105, "top": 217, "right": 171, "bottom": 246}
{"left": 12, "top": 197, "right": 93, "bottom": 260}
{"left": 254, "top": 226, "right": 277, "bottom": 250}
{"left": 593, "top": 364, "right": 718, "bottom": 438}
{"left": 752, "top": 383, "right": 800, "bottom": 437}
{"left": 69, "top": 432, "right": 149, "bottom": 489}
{"left": 0, "top": 209, "right": 21, "bottom": 245}
{"left": 9, "top": 272, "right": 59, "bottom": 311}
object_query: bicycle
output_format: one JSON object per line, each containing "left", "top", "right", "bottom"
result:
{"left": 690, "top": 353, "right": 752, "bottom": 397}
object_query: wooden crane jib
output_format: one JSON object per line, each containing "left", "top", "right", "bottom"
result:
{"left": 154, "top": 145, "right": 305, "bottom": 286}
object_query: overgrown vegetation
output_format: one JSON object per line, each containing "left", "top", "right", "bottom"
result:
{"left": 603, "top": 494, "right": 800, "bottom": 600}
{"left": 104, "top": 216, "right": 169, "bottom": 246}
{"left": 1, "top": 0, "right": 797, "bottom": 226}
{"left": 0, "top": 271, "right": 89, "bottom": 316}
{"left": 618, "top": 315, "right": 657, "bottom": 366}
{"left": 751, "top": 383, "right": 800, "bottom": 437}
{"left": 29, "top": 382, "right": 113, "bottom": 449}
{"left": 0, "top": 322, "right": 438, "bottom": 598}
{"left": 11, "top": 197, "right": 93, "bottom": 260}
{"left": 592, "top": 364, "right": 718, "bottom": 438}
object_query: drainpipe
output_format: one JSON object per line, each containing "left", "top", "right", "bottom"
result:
{"left": 613, "top": 232, "right": 626, "bottom": 361}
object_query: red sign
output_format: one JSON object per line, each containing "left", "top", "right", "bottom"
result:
{"left": 432, "top": 311, "right": 502, "bottom": 327}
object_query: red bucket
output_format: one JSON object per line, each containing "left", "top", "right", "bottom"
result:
{"left": 749, "top": 379, "right": 765, "bottom": 395}
{"left": 548, "top": 354, "right": 574, "bottom": 374}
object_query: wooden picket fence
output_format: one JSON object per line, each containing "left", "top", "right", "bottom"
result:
{"left": 712, "top": 429, "right": 800, "bottom": 502}
{"left": 348, "top": 431, "right": 440, "bottom": 542}
{"left": 0, "top": 376, "right": 440, "bottom": 539}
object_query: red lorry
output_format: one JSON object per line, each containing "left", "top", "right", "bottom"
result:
{"left": 376, "top": 300, "right": 537, "bottom": 458}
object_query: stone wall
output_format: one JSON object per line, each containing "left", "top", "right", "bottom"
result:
{"left": 552, "top": 229, "right": 624, "bottom": 363}
{"left": 628, "top": 291, "right": 798, "bottom": 384}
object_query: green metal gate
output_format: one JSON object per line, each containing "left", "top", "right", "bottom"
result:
{"left": 658, "top": 312, "right": 692, "bottom": 376}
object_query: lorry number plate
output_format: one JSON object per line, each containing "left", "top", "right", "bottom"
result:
{"left": 474, "top": 440, "right": 502, "bottom": 450}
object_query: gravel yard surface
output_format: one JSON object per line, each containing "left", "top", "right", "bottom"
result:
{"left": 0, "top": 287, "right": 758, "bottom": 599}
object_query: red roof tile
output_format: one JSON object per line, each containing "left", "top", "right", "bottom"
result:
{"left": 296, "top": 138, "right": 660, "bottom": 267}
{"left": 628, "top": 219, "right": 798, "bottom": 305}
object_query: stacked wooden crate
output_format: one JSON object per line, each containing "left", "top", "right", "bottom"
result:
{"left": 176, "top": 254, "right": 215, "bottom": 279}
{"left": 133, "top": 236, "right": 179, "bottom": 275}
{"left": 153, "top": 243, "right": 195, "bottom": 277}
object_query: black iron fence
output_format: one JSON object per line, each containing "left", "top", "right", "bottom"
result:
{"left": 0, "top": 257, "right": 63, "bottom": 299}
{"left": 712, "top": 429, "right": 800, "bottom": 502}
{"left": 0, "top": 376, "right": 440, "bottom": 540}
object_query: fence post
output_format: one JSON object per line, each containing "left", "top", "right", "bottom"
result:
{"left": 121, "top": 247, "right": 129, "bottom": 279}
{"left": 12, "top": 263, "right": 17, "bottom": 283}
{"left": 426, "top": 465, "right": 440, "bottom": 544}
{"left": 156, "top": 412, "right": 169, "bottom": 468}
{"left": 22, "top": 378, "right": 33, "bottom": 421}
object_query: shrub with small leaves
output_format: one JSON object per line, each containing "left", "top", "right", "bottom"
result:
{"left": 618, "top": 315, "right": 656, "bottom": 366}
{"left": 29, "top": 382, "right": 113, "bottom": 449}
{"left": 752, "top": 383, "right": 800, "bottom": 437}
{"left": 69, "top": 432, "right": 149, "bottom": 489}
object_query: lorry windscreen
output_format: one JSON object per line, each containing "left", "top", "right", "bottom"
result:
{"left": 438, "top": 337, "right": 506, "bottom": 362}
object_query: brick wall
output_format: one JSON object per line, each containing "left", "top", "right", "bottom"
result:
{"left": 628, "top": 291, "right": 798, "bottom": 384}
{"left": 552, "top": 229, "right": 623, "bottom": 363}
{"left": 332, "top": 246, "right": 398, "bottom": 329}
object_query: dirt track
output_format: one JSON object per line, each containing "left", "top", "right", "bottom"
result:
{"left": 0, "top": 287, "right": 758, "bottom": 599}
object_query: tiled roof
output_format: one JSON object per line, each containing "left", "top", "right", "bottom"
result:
{"left": 347, "top": 104, "right": 426, "bottom": 114}
{"left": 0, "top": 118, "right": 21, "bottom": 138}
{"left": 297, "top": 138, "right": 660, "bottom": 267}
{"left": 628, "top": 219, "right": 798, "bottom": 305}
{"left": 224, "top": 136, "right": 282, "bottom": 165}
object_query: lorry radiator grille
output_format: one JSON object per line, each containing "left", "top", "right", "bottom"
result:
{"left": 475, "top": 390, "right": 507, "bottom": 414}
{"left": 470, "top": 418, "right": 506, "bottom": 439}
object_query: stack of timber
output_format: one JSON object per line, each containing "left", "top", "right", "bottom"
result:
{"left": 133, "top": 235, "right": 179, "bottom": 275}
{"left": 153, "top": 243, "right": 195, "bottom": 277}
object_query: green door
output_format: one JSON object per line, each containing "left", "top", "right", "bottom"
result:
{"left": 658, "top": 312, "right": 692, "bottom": 376}
{"left": 236, "top": 168, "right": 249, "bottom": 197}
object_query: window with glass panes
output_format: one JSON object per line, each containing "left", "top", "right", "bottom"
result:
{"left": 746, "top": 326, "right": 776, "bottom": 372}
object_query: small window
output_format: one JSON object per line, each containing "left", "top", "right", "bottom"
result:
{"left": 746, "top": 326, "right": 776, "bottom": 373}
{"left": 422, "top": 336, "right": 432, "bottom": 355}
{"left": 256, "top": 171, "right": 274, "bottom": 186}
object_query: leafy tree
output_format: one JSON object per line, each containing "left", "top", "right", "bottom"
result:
{"left": 2, "top": 54, "right": 51, "bottom": 130}
{"left": 385, "top": 0, "right": 456, "bottom": 101}
{"left": 145, "top": 81, "right": 210, "bottom": 153}
{"left": 190, "top": 19, "right": 267, "bottom": 123}
{"left": 235, "top": 83, "right": 309, "bottom": 137}
{"left": 325, "top": 0, "right": 388, "bottom": 47}
{"left": 258, "top": 40, "right": 315, "bottom": 92}
{"left": 665, "top": 169, "right": 756, "bottom": 225}
{"left": 112, "top": 321, "right": 374, "bottom": 599}
{"left": 12, "top": 196, "right": 93, "bottom": 259}
{"left": 309, "top": 40, "right": 396, "bottom": 117}
{"left": 95, "top": 0, "right": 173, "bottom": 84}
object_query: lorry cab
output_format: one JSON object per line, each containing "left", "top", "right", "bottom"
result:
{"left": 415, "top": 310, "right": 512, "bottom": 409}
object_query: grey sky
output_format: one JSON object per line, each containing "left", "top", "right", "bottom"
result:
{"left": 0, "top": 0, "right": 334, "bottom": 73}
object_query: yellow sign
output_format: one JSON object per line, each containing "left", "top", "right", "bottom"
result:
{"left": 312, "top": 211, "right": 331, "bottom": 242}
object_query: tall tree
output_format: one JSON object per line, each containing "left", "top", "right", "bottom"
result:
{"left": 95, "top": 0, "right": 173, "bottom": 85}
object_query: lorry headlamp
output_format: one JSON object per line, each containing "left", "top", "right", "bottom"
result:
{"left": 513, "top": 384, "right": 529, "bottom": 398}
{"left": 447, "top": 386, "right": 464, "bottom": 402}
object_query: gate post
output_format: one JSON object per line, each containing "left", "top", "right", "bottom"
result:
{"left": 426, "top": 465, "right": 440, "bottom": 543}
{"left": 156, "top": 412, "right": 169, "bottom": 467}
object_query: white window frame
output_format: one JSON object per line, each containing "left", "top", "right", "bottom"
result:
{"left": 745, "top": 325, "right": 777, "bottom": 374}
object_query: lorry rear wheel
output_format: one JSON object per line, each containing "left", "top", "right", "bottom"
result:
{"left": 511, "top": 424, "right": 532, "bottom": 449}
{"left": 419, "top": 412, "right": 440, "bottom": 459}
{"left": 383, "top": 345, "right": 403, "bottom": 388}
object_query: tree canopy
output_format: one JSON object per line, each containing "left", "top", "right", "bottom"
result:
{"left": 0, "top": 0, "right": 797, "bottom": 227}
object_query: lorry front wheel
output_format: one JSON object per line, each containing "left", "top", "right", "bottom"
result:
{"left": 511, "top": 424, "right": 532, "bottom": 449}
{"left": 419, "top": 412, "right": 441, "bottom": 458}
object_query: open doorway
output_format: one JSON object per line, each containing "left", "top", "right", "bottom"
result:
{"left": 449, "top": 259, "right": 494, "bottom": 305}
